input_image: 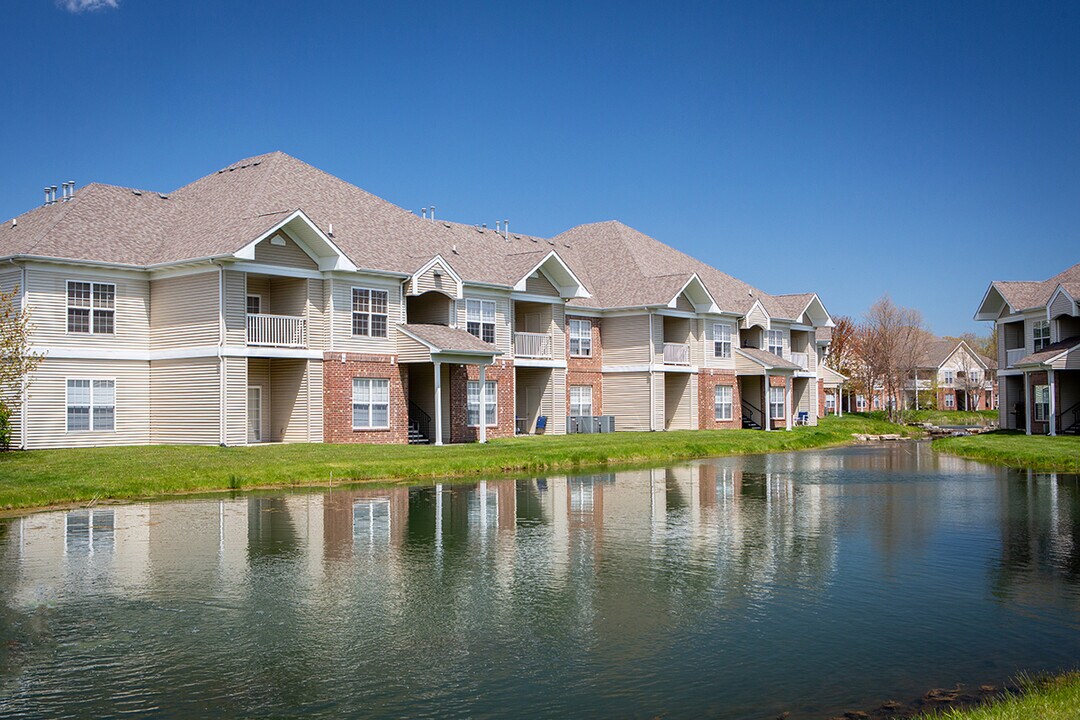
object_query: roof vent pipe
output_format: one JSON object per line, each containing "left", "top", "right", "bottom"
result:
{"left": 504, "top": 220, "right": 509, "bottom": 239}
{"left": 430, "top": 206, "right": 435, "bottom": 223}
{"left": 44, "top": 187, "right": 51, "bottom": 206}
{"left": 68, "top": 180, "right": 75, "bottom": 198}
{"left": 422, "top": 207, "right": 427, "bottom": 220}
{"left": 496, "top": 220, "right": 501, "bottom": 235}
{"left": 480, "top": 223, "right": 486, "bottom": 233}
{"left": 51, "top": 186, "right": 58, "bottom": 204}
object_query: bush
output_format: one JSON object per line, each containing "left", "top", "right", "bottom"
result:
{"left": 0, "top": 403, "right": 11, "bottom": 452}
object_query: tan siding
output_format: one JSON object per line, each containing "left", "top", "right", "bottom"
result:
{"left": 550, "top": 367, "right": 567, "bottom": 434}
{"left": 408, "top": 294, "right": 454, "bottom": 324}
{"left": 602, "top": 315, "right": 651, "bottom": 365}
{"left": 397, "top": 335, "right": 432, "bottom": 363}
{"left": 674, "top": 292, "right": 694, "bottom": 312}
{"left": 552, "top": 304, "right": 566, "bottom": 362}
{"left": 307, "top": 278, "right": 326, "bottom": 351}
{"left": 744, "top": 303, "right": 768, "bottom": 330}
{"left": 652, "top": 372, "right": 665, "bottom": 430}
{"left": 690, "top": 319, "right": 704, "bottom": 366}
{"left": 150, "top": 358, "right": 220, "bottom": 445}
{"left": 651, "top": 314, "right": 665, "bottom": 365}
{"left": 270, "top": 358, "right": 309, "bottom": 442}
{"left": 411, "top": 261, "right": 458, "bottom": 297}
{"left": 0, "top": 266, "right": 20, "bottom": 295}
{"left": 602, "top": 372, "right": 651, "bottom": 431}
{"left": 224, "top": 357, "right": 246, "bottom": 446}
{"left": 525, "top": 273, "right": 560, "bottom": 297}
{"left": 25, "top": 358, "right": 150, "bottom": 448}
{"left": 248, "top": 358, "right": 271, "bottom": 442}
{"left": 332, "top": 276, "right": 402, "bottom": 355}
{"left": 224, "top": 270, "right": 245, "bottom": 345}
{"left": 151, "top": 271, "right": 220, "bottom": 349}
{"left": 457, "top": 292, "right": 512, "bottom": 354}
{"left": 27, "top": 267, "right": 149, "bottom": 350}
{"left": 253, "top": 232, "right": 318, "bottom": 269}
{"left": 308, "top": 360, "right": 323, "bottom": 442}
{"left": 704, "top": 319, "right": 738, "bottom": 370}
{"left": 1050, "top": 291, "right": 1074, "bottom": 318}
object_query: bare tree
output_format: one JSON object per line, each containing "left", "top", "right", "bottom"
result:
{"left": 0, "top": 285, "right": 41, "bottom": 450}
{"left": 860, "top": 296, "right": 930, "bottom": 422}
{"left": 953, "top": 347, "right": 985, "bottom": 413}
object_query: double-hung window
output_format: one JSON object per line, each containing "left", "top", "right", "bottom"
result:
{"left": 352, "top": 378, "right": 390, "bottom": 429}
{"left": 246, "top": 295, "right": 262, "bottom": 315}
{"left": 766, "top": 329, "right": 783, "bottom": 356}
{"left": 570, "top": 385, "right": 593, "bottom": 417}
{"left": 943, "top": 370, "right": 954, "bottom": 386}
{"left": 466, "top": 300, "right": 496, "bottom": 344}
{"left": 945, "top": 393, "right": 954, "bottom": 408}
{"left": 714, "top": 385, "right": 733, "bottom": 421}
{"left": 713, "top": 323, "right": 733, "bottom": 358}
{"left": 67, "top": 281, "right": 115, "bottom": 334}
{"left": 1033, "top": 384, "right": 1050, "bottom": 421}
{"left": 1033, "top": 320, "right": 1051, "bottom": 352}
{"left": 66, "top": 379, "right": 115, "bottom": 432}
{"left": 467, "top": 380, "right": 497, "bottom": 426}
{"left": 825, "top": 394, "right": 836, "bottom": 411}
{"left": 769, "top": 386, "right": 785, "bottom": 420}
{"left": 856, "top": 394, "right": 866, "bottom": 410}
{"left": 569, "top": 319, "right": 592, "bottom": 357}
{"left": 352, "top": 288, "right": 389, "bottom": 338}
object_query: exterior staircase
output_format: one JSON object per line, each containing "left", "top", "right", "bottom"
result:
{"left": 408, "top": 402, "right": 431, "bottom": 445}
{"left": 741, "top": 401, "right": 763, "bottom": 430}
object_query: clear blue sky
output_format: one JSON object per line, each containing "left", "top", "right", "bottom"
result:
{"left": 2, "top": 1, "right": 1077, "bottom": 335}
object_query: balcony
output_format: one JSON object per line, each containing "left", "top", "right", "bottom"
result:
{"left": 790, "top": 351, "right": 809, "bottom": 369}
{"left": 514, "top": 331, "right": 553, "bottom": 359}
{"left": 247, "top": 314, "right": 307, "bottom": 348}
{"left": 663, "top": 342, "right": 690, "bottom": 365}
{"left": 1006, "top": 348, "right": 1027, "bottom": 367}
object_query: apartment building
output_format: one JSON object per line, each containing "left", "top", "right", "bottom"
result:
{"left": 906, "top": 338, "right": 996, "bottom": 411}
{"left": 0, "top": 152, "right": 833, "bottom": 449}
{"left": 975, "top": 262, "right": 1080, "bottom": 435}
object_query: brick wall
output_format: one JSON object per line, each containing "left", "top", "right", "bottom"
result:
{"left": 697, "top": 369, "right": 740, "bottom": 429}
{"left": 817, "top": 379, "right": 826, "bottom": 417}
{"left": 768, "top": 375, "right": 787, "bottom": 430}
{"left": 449, "top": 361, "right": 516, "bottom": 442}
{"left": 566, "top": 315, "right": 603, "bottom": 418}
{"left": 323, "top": 352, "right": 409, "bottom": 444}
{"left": 566, "top": 371, "right": 603, "bottom": 415}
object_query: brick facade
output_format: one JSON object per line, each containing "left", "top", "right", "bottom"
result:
{"left": 697, "top": 369, "right": 740, "bottom": 429}
{"left": 817, "top": 378, "right": 826, "bottom": 417}
{"left": 768, "top": 375, "right": 788, "bottom": 430}
{"left": 323, "top": 352, "right": 409, "bottom": 444}
{"left": 449, "top": 361, "right": 516, "bottom": 443}
{"left": 566, "top": 315, "right": 603, "bottom": 416}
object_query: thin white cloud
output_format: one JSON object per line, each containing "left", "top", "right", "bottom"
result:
{"left": 58, "top": 0, "right": 119, "bottom": 12}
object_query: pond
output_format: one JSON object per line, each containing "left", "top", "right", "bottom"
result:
{"left": 1, "top": 443, "right": 1078, "bottom": 719}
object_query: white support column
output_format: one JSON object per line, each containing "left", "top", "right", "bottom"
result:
{"left": 763, "top": 373, "right": 771, "bottom": 431}
{"left": 785, "top": 378, "right": 793, "bottom": 431}
{"left": 1048, "top": 368, "right": 1057, "bottom": 437}
{"left": 1024, "top": 371, "right": 1032, "bottom": 436}
{"left": 837, "top": 384, "right": 843, "bottom": 417}
{"left": 478, "top": 364, "right": 487, "bottom": 444}
{"left": 434, "top": 361, "right": 443, "bottom": 446}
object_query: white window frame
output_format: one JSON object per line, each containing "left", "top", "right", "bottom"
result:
{"left": 713, "top": 323, "right": 733, "bottom": 358}
{"left": 769, "top": 386, "right": 785, "bottom": 420}
{"left": 66, "top": 378, "right": 116, "bottom": 432}
{"left": 570, "top": 385, "right": 593, "bottom": 417}
{"left": 466, "top": 299, "right": 497, "bottom": 344}
{"left": 1033, "top": 320, "right": 1051, "bottom": 352}
{"left": 825, "top": 394, "right": 836, "bottom": 411}
{"left": 246, "top": 294, "right": 262, "bottom": 315}
{"left": 856, "top": 394, "right": 867, "bottom": 410}
{"left": 714, "top": 385, "right": 733, "bottom": 421}
{"left": 1033, "top": 384, "right": 1049, "bottom": 421}
{"left": 945, "top": 393, "right": 954, "bottom": 408}
{"left": 66, "top": 280, "right": 116, "bottom": 335}
{"left": 766, "top": 329, "right": 783, "bottom": 356}
{"left": 352, "top": 377, "right": 390, "bottom": 429}
{"left": 569, "top": 319, "right": 592, "bottom": 357}
{"left": 467, "top": 380, "right": 498, "bottom": 427}
{"left": 352, "top": 287, "right": 389, "bottom": 338}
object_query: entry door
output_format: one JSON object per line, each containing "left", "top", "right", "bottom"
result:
{"left": 248, "top": 386, "right": 262, "bottom": 443}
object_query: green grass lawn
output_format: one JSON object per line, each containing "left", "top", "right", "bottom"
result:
{"left": 898, "top": 409, "right": 999, "bottom": 426}
{"left": 917, "top": 673, "right": 1080, "bottom": 719}
{"left": 933, "top": 431, "right": 1080, "bottom": 473}
{"left": 0, "top": 414, "right": 915, "bottom": 511}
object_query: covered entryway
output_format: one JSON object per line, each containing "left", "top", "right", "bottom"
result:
{"left": 245, "top": 357, "right": 318, "bottom": 443}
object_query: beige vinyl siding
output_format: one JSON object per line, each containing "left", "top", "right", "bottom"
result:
{"left": 332, "top": 276, "right": 402, "bottom": 354}
{"left": 689, "top": 319, "right": 704, "bottom": 366}
{"left": 1050, "top": 290, "right": 1074, "bottom": 319}
{"left": 27, "top": 267, "right": 149, "bottom": 350}
{"left": 552, "top": 304, "right": 567, "bottom": 362}
{"left": 663, "top": 373, "right": 693, "bottom": 430}
{"left": 704, "top": 319, "right": 738, "bottom": 370}
{"left": 456, "top": 292, "right": 512, "bottom": 354}
{"left": 651, "top": 314, "right": 664, "bottom": 365}
{"left": 652, "top": 372, "right": 665, "bottom": 430}
{"left": 308, "top": 360, "right": 323, "bottom": 442}
{"left": 515, "top": 368, "right": 549, "bottom": 434}
{"left": 674, "top": 292, "right": 694, "bottom": 312}
{"left": 603, "top": 372, "right": 651, "bottom": 431}
{"left": 150, "top": 357, "right": 220, "bottom": 445}
{"left": 409, "top": 260, "right": 459, "bottom": 297}
{"left": 248, "top": 358, "right": 271, "bottom": 442}
{"left": 550, "top": 367, "right": 567, "bottom": 434}
{"left": 25, "top": 358, "right": 150, "bottom": 449}
{"left": 253, "top": 232, "right": 318, "bottom": 269}
{"left": 150, "top": 271, "right": 219, "bottom": 349}
{"left": 0, "top": 266, "right": 22, "bottom": 441}
{"left": 408, "top": 294, "right": 454, "bottom": 325}
{"left": 734, "top": 352, "right": 765, "bottom": 375}
{"left": 397, "top": 335, "right": 431, "bottom": 363}
{"left": 0, "top": 266, "right": 20, "bottom": 295}
{"left": 224, "top": 270, "right": 246, "bottom": 345}
{"left": 224, "top": 357, "right": 247, "bottom": 446}
{"left": 744, "top": 302, "right": 769, "bottom": 330}
{"left": 602, "top": 314, "right": 650, "bottom": 365}
{"left": 270, "top": 358, "right": 310, "bottom": 442}
{"left": 524, "top": 273, "right": 560, "bottom": 297}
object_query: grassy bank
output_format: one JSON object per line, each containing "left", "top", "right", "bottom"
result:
{"left": 933, "top": 431, "right": 1080, "bottom": 473}
{"left": 917, "top": 673, "right": 1080, "bottom": 719}
{"left": 0, "top": 414, "right": 916, "bottom": 512}
{"left": 898, "top": 409, "right": 998, "bottom": 426}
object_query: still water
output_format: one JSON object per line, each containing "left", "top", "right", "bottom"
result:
{"left": 1, "top": 443, "right": 1078, "bottom": 719}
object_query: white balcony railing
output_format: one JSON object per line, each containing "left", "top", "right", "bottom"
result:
{"left": 514, "top": 331, "right": 553, "bottom": 359}
{"left": 790, "top": 351, "right": 809, "bottom": 369}
{"left": 663, "top": 342, "right": 690, "bottom": 365}
{"left": 1006, "top": 348, "right": 1027, "bottom": 367}
{"left": 247, "top": 314, "right": 307, "bottom": 348}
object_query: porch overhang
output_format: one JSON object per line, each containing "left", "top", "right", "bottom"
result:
{"left": 397, "top": 324, "right": 502, "bottom": 365}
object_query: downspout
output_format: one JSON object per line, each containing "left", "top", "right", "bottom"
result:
{"left": 648, "top": 311, "right": 656, "bottom": 431}
{"left": 215, "top": 261, "right": 226, "bottom": 446}
{"left": 11, "top": 260, "right": 28, "bottom": 449}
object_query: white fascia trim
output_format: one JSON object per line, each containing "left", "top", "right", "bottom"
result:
{"left": 34, "top": 345, "right": 324, "bottom": 361}
{"left": 512, "top": 250, "right": 591, "bottom": 298}
{"left": 397, "top": 326, "right": 502, "bottom": 358}
{"left": 431, "top": 351, "right": 498, "bottom": 365}
{"left": 510, "top": 292, "right": 565, "bottom": 305}
{"left": 233, "top": 209, "right": 358, "bottom": 272}
{"left": 974, "top": 283, "right": 1014, "bottom": 321}
{"left": 795, "top": 293, "right": 834, "bottom": 327}
{"left": 23, "top": 259, "right": 149, "bottom": 280}
{"left": 513, "top": 358, "right": 568, "bottom": 369}
{"left": 667, "top": 273, "right": 719, "bottom": 314}
{"left": 654, "top": 308, "right": 698, "bottom": 320}
{"left": 229, "top": 261, "right": 324, "bottom": 279}
{"left": 409, "top": 255, "right": 464, "bottom": 299}
{"left": 150, "top": 262, "right": 221, "bottom": 281}
{"left": 564, "top": 307, "right": 604, "bottom": 318}
{"left": 602, "top": 364, "right": 653, "bottom": 373}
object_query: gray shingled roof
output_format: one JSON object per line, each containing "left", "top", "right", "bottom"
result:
{"left": 988, "top": 262, "right": 1080, "bottom": 310}
{"left": 399, "top": 324, "right": 502, "bottom": 355}
{"left": 1014, "top": 336, "right": 1080, "bottom": 366}
{"left": 736, "top": 347, "right": 803, "bottom": 370}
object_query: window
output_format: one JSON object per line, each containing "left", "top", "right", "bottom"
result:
{"left": 767, "top": 329, "right": 783, "bottom": 356}
{"left": 943, "top": 370, "right": 954, "bottom": 386}
{"left": 1033, "top": 384, "right": 1049, "bottom": 421}
{"left": 1033, "top": 320, "right": 1051, "bottom": 352}
{"left": 969, "top": 370, "right": 980, "bottom": 384}
{"left": 66, "top": 379, "right": 115, "bottom": 432}
{"left": 352, "top": 288, "right": 389, "bottom": 338}
{"left": 713, "top": 323, "right": 733, "bottom": 358}
{"left": 945, "top": 393, "right": 954, "bottom": 408}
{"left": 856, "top": 394, "right": 866, "bottom": 410}
{"left": 352, "top": 378, "right": 390, "bottom": 429}
{"left": 467, "top": 380, "right": 498, "bottom": 426}
{"left": 825, "top": 394, "right": 836, "bottom": 411}
{"left": 769, "top": 386, "right": 785, "bottom": 419}
{"left": 570, "top": 385, "right": 593, "bottom": 417}
{"left": 714, "top": 385, "right": 733, "bottom": 421}
{"left": 67, "top": 281, "right": 115, "bottom": 334}
{"left": 246, "top": 295, "right": 262, "bottom": 315}
{"left": 569, "top": 319, "right": 592, "bottom": 357}
{"left": 466, "top": 299, "right": 496, "bottom": 344}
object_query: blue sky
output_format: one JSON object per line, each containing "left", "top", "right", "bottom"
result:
{"left": 2, "top": 1, "right": 1077, "bottom": 335}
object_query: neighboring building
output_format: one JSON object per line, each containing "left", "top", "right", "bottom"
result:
{"left": 975, "top": 262, "right": 1080, "bottom": 435}
{"left": 906, "top": 338, "right": 996, "bottom": 412}
{"left": 0, "top": 152, "right": 833, "bottom": 449}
